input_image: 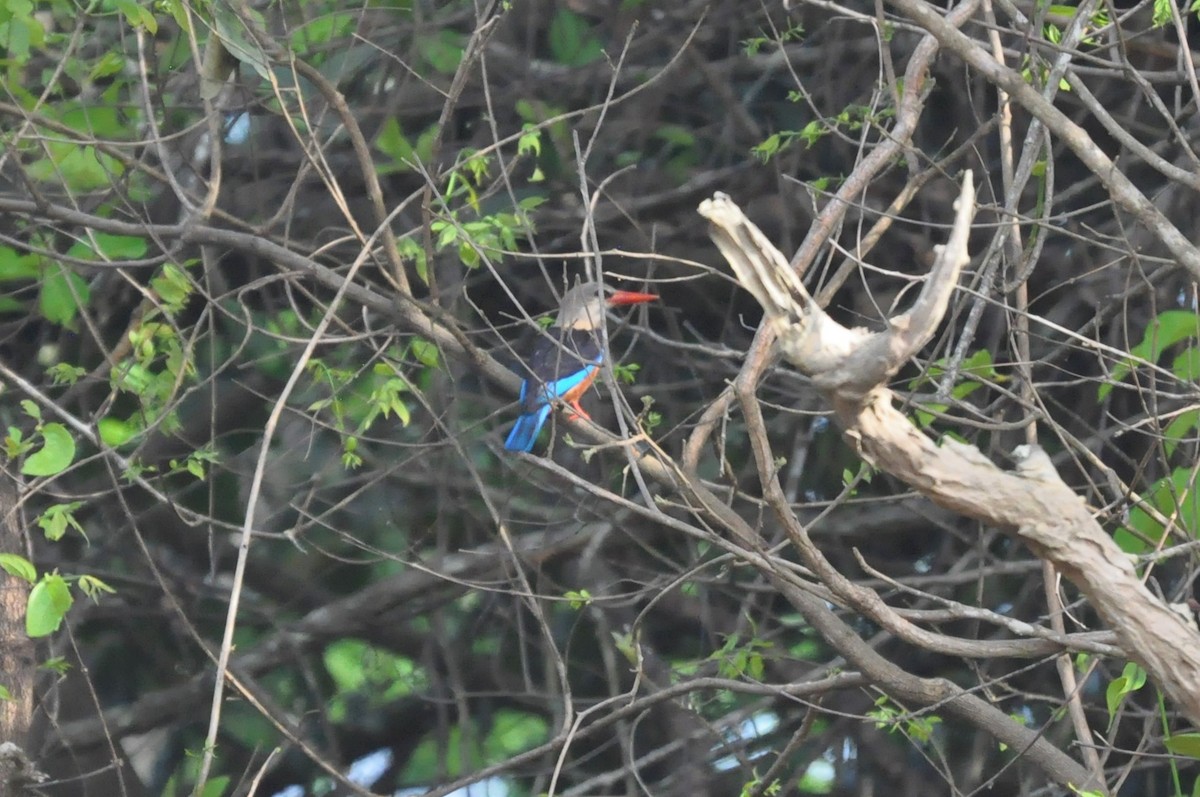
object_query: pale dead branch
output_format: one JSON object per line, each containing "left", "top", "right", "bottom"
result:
{"left": 699, "top": 171, "right": 1200, "bottom": 729}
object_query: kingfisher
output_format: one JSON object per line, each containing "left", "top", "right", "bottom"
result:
{"left": 504, "top": 281, "right": 657, "bottom": 452}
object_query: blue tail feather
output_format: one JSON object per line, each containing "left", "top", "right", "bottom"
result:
{"left": 504, "top": 404, "right": 553, "bottom": 452}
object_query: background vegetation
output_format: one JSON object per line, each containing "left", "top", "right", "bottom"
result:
{"left": 3, "top": 0, "right": 1200, "bottom": 795}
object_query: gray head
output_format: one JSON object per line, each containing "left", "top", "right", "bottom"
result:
{"left": 555, "top": 281, "right": 657, "bottom": 330}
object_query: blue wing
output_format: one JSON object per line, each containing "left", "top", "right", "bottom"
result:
{"left": 505, "top": 328, "right": 603, "bottom": 451}
{"left": 504, "top": 403, "right": 553, "bottom": 452}
{"left": 516, "top": 328, "right": 603, "bottom": 412}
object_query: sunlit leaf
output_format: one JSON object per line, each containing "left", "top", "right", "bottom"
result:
{"left": 548, "top": 9, "right": 603, "bottom": 67}
{"left": 26, "top": 574, "right": 73, "bottom": 637}
{"left": 1166, "top": 733, "right": 1200, "bottom": 759}
{"left": 22, "top": 423, "right": 76, "bottom": 477}
{"left": 0, "top": 553, "right": 36, "bottom": 583}
{"left": 39, "top": 265, "right": 90, "bottom": 327}
{"left": 36, "top": 502, "right": 85, "bottom": 541}
{"left": 1101, "top": 310, "right": 1200, "bottom": 400}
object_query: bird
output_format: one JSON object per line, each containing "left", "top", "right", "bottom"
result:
{"left": 504, "top": 281, "right": 657, "bottom": 452}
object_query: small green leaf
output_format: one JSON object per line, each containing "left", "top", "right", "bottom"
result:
{"left": 548, "top": 9, "right": 603, "bottom": 67}
{"left": 26, "top": 574, "right": 73, "bottom": 637}
{"left": 1102, "top": 311, "right": 1200, "bottom": 400}
{"left": 77, "top": 574, "right": 116, "bottom": 600}
{"left": 375, "top": 118, "right": 415, "bottom": 166}
{"left": 411, "top": 338, "right": 440, "bottom": 368}
{"left": 1165, "top": 732, "right": 1200, "bottom": 759}
{"left": 565, "top": 589, "right": 591, "bottom": 609}
{"left": 613, "top": 362, "right": 640, "bottom": 384}
{"left": 210, "top": 3, "right": 272, "bottom": 83}
{"left": 1154, "top": 0, "right": 1172, "bottom": 26}
{"left": 68, "top": 233, "right": 148, "bottom": 262}
{"left": 0, "top": 684, "right": 11, "bottom": 701}
{"left": 1105, "top": 662, "right": 1147, "bottom": 724}
{"left": 518, "top": 124, "right": 541, "bottom": 157}
{"left": 1124, "top": 661, "right": 1147, "bottom": 690}
{"left": 36, "top": 502, "right": 86, "bottom": 541}
{"left": 20, "top": 400, "right": 41, "bottom": 421}
{"left": 40, "top": 656, "right": 71, "bottom": 674}
{"left": 4, "top": 427, "right": 29, "bottom": 459}
{"left": 0, "top": 246, "right": 40, "bottom": 281}
{"left": 114, "top": 0, "right": 158, "bottom": 33}
{"left": 39, "top": 265, "right": 90, "bottom": 327}
{"left": 98, "top": 416, "right": 139, "bottom": 447}
{"left": 22, "top": 423, "right": 76, "bottom": 477}
{"left": 417, "top": 29, "right": 465, "bottom": 73}
{"left": 47, "top": 363, "right": 86, "bottom": 386}
{"left": 150, "top": 264, "right": 192, "bottom": 315}
{"left": 324, "top": 639, "right": 369, "bottom": 691}
{"left": 0, "top": 553, "right": 36, "bottom": 583}
{"left": 198, "top": 775, "right": 231, "bottom": 797}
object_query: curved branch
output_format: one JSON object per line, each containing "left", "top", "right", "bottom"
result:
{"left": 699, "top": 175, "right": 1200, "bottom": 733}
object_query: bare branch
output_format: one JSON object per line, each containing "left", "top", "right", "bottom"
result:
{"left": 700, "top": 174, "right": 1200, "bottom": 728}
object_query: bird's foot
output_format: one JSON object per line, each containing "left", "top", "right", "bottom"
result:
{"left": 566, "top": 401, "right": 592, "bottom": 422}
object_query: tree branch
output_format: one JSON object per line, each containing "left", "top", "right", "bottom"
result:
{"left": 699, "top": 173, "right": 1200, "bottom": 733}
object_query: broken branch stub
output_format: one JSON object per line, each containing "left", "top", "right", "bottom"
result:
{"left": 698, "top": 172, "right": 1200, "bottom": 726}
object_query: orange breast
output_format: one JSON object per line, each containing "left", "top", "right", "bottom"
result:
{"left": 559, "top": 366, "right": 599, "bottom": 404}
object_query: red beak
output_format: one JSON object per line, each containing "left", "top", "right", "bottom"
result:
{"left": 606, "top": 290, "right": 658, "bottom": 307}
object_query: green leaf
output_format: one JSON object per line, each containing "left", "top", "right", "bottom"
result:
{"left": 482, "top": 709, "right": 550, "bottom": 761}
{"left": 1124, "top": 661, "right": 1147, "bottom": 690}
{"left": 1105, "top": 662, "right": 1147, "bottom": 723}
{"left": 20, "top": 400, "right": 41, "bottom": 421}
{"left": 26, "top": 573, "right": 73, "bottom": 637}
{"left": 39, "top": 265, "right": 90, "bottom": 327}
{"left": 565, "top": 589, "right": 591, "bottom": 609}
{"left": 411, "top": 338, "right": 440, "bottom": 368}
{"left": 1173, "top": 346, "right": 1200, "bottom": 382}
{"left": 417, "top": 29, "right": 464, "bottom": 74}
{"left": 1167, "top": 408, "right": 1200, "bottom": 457}
{"left": 22, "top": 423, "right": 76, "bottom": 477}
{"left": 47, "top": 363, "right": 86, "bottom": 386}
{"left": 98, "top": 416, "right": 139, "bottom": 447}
{"left": 375, "top": 118, "right": 416, "bottom": 166}
{"left": 613, "top": 362, "right": 640, "bottom": 384}
{"left": 210, "top": 2, "right": 272, "bottom": 83}
{"left": 89, "top": 50, "right": 126, "bottom": 81}
{"left": 1154, "top": 0, "right": 1172, "bottom": 26}
{"left": 548, "top": 9, "right": 603, "bottom": 67}
{"left": 324, "top": 638, "right": 369, "bottom": 691}
{"left": 198, "top": 775, "right": 231, "bottom": 797}
{"left": 1165, "top": 732, "right": 1200, "bottom": 759}
{"left": 518, "top": 124, "right": 541, "bottom": 157}
{"left": 68, "top": 233, "right": 148, "bottom": 262}
{"left": 0, "top": 553, "right": 36, "bottom": 583}
{"left": 150, "top": 263, "right": 192, "bottom": 315}
{"left": 1101, "top": 311, "right": 1200, "bottom": 400}
{"left": 36, "top": 502, "right": 86, "bottom": 541}
{"left": 78, "top": 574, "right": 116, "bottom": 600}
{"left": 4, "top": 427, "right": 29, "bottom": 459}
{"left": 40, "top": 656, "right": 70, "bottom": 674}
{"left": 1126, "top": 467, "right": 1200, "bottom": 544}
{"left": 0, "top": 684, "right": 11, "bottom": 701}
{"left": 28, "top": 144, "right": 120, "bottom": 191}
{"left": 0, "top": 246, "right": 40, "bottom": 281}
{"left": 113, "top": 0, "right": 158, "bottom": 33}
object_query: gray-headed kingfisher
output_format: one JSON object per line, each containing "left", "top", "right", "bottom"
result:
{"left": 504, "top": 281, "right": 656, "bottom": 452}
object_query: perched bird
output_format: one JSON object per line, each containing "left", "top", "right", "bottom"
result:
{"left": 504, "top": 281, "right": 657, "bottom": 452}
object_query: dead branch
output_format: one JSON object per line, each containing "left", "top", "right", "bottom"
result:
{"left": 698, "top": 172, "right": 1200, "bottom": 728}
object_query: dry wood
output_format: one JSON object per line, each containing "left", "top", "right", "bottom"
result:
{"left": 698, "top": 171, "right": 1200, "bottom": 728}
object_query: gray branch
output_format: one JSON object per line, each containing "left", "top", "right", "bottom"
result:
{"left": 699, "top": 172, "right": 1200, "bottom": 729}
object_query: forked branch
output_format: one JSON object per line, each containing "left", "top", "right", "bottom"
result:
{"left": 699, "top": 172, "right": 1200, "bottom": 727}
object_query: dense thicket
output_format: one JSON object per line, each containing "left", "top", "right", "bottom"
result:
{"left": 2, "top": 0, "right": 1200, "bottom": 795}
